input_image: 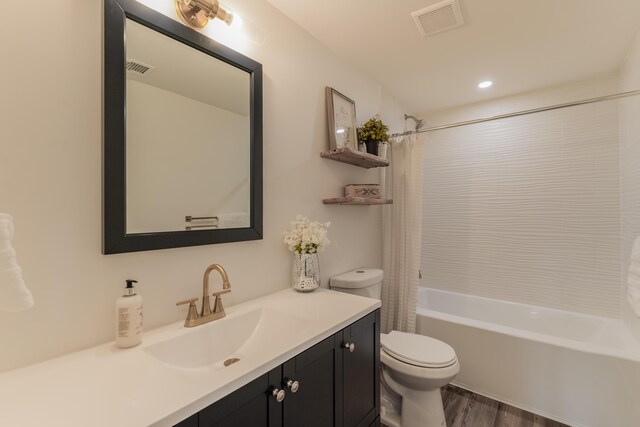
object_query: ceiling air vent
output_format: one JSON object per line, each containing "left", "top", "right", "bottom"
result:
{"left": 125, "top": 59, "right": 156, "bottom": 76}
{"left": 411, "top": 0, "right": 464, "bottom": 37}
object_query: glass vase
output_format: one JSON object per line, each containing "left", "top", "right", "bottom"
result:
{"left": 292, "top": 253, "right": 319, "bottom": 292}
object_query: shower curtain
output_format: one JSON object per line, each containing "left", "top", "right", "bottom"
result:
{"left": 381, "top": 132, "right": 426, "bottom": 334}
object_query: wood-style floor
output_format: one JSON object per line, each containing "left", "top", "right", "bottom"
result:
{"left": 442, "top": 385, "right": 569, "bottom": 427}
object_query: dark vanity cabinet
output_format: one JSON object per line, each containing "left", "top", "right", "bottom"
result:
{"left": 197, "top": 368, "right": 283, "bottom": 427}
{"left": 342, "top": 312, "right": 380, "bottom": 427}
{"left": 178, "top": 310, "right": 380, "bottom": 427}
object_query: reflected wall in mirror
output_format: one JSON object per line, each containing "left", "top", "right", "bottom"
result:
{"left": 104, "top": 0, "right": 262, "bottom": 254}
{"left": 125, "top": 19, "right": 250, "bottom": 233}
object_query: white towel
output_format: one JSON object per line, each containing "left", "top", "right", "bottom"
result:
{"left": 0, "top": 214, "right": 33, "bottom": 312}
{"left": 0, "top": 267, "right": 33, "bottom": 312}
{"left": 217, "top": 212, "right": 250, "bottom": 229}
{"left": 0, "top": 213, "right": 14, "bottom": 242}
{"left": 0, "top": 247, "right": 17, "bottom": 270}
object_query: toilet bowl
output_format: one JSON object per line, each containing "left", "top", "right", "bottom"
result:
{"left": 381, "top": 331, "right": 459, "bottom": 427}
{"left": 329, "top": 268, "right": 460, "bottom": 427}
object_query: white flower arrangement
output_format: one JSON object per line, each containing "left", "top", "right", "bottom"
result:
{"left": 283, "top": 215, "right": 331, "bottom": 254}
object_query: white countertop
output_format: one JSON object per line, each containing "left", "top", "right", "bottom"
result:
{"left": 0, "top": 288, "right": 380, "bottom": 427}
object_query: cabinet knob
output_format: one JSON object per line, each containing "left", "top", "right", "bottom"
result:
{"left": 286, "top": 379, "right": 300, "bottom": 393}
{"left": 271, "top": 387, "right": 286, "bottom": 402}
{"left": 343, "top": 342, "right": 355, "bottom": 352}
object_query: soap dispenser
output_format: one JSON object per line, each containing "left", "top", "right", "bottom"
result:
{"left": 116, "top": 279, "right": 143, "bottom": 348}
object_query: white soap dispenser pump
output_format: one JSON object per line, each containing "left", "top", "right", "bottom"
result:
{"left": 116, "top": 279, "right": 143, "bottom": 349}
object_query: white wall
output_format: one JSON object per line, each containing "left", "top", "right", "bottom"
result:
{"left": 419, "top": 74, "right": 623, "bottom": 317}
{"left": 620, "top": 29, "right": 640, "bottom": 340}
{"left": 0, "top": 0, "right": 408, "bottom": 373}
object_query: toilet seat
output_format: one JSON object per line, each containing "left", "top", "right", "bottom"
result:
{"left": 381, "top": 331, "right": 457, "bottom": 368}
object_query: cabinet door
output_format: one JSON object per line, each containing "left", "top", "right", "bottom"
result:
{"left": 282, "top": 335, "right": 340, "bottom": 427}
{"left": 341, "top": 310, "right": 380, "bottom": 427}
{"left": 198, "top": 366, "right": 283, "bottom": 427}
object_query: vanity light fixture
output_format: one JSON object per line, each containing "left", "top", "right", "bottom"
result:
{"left": 174, "top": 0, "right": 233, "bottom": 29}
{"left": 478, "top": 81, "right": 493, "bottom": 89}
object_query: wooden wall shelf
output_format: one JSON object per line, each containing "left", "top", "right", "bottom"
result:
{"left": 320, "top": 148, "right": 390, "bottom": 169}
{"left": 323, "top": 197, "right": 393, "bottom": 205}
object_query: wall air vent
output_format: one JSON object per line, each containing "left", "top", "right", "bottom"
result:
{"left": 125, "top": 59, "right": 156, "bottom": 76}
{"left": 411, "top": 0, "right": 464, "bottom": 37}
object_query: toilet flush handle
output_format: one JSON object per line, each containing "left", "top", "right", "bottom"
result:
{"left": 343, "top": 342, "right": 355, "bottom": 352}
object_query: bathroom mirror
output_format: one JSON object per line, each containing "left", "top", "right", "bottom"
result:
{"left": 103, "top": 0, "right": 262, "bottom": 254}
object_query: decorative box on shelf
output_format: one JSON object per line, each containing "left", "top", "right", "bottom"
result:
{"left": 345, "top": 184, "right": 380, "bottom": 199}
{"left": 320, "top": 147, "right": 389, "bottom": 169}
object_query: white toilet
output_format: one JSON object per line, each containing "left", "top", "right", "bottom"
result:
{"left": 330, "top": 269, "right": 460, "bottom": 427}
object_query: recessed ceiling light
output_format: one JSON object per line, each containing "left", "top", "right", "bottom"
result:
{"left": 478, "top": 81, "right": 493, "bottom": 89}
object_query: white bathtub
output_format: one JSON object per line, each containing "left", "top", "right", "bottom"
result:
{"left": 416, "top": 287, "right": 640, "bottom": 427}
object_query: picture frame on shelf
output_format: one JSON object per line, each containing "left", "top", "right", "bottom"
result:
{"left": 325, "top": 87, "right": 358, "bottom": 151}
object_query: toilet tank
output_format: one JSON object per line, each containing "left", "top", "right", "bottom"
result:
{"left": 329, "top": 268, "right": 383, "bottom": 300}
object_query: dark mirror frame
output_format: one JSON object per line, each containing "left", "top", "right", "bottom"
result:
{"left": 103, "top": 0, "right": 263, "bottom": 254}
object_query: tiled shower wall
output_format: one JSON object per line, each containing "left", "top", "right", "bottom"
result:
{"left": 419, "top": 75, "right": 622, "bottom": 317}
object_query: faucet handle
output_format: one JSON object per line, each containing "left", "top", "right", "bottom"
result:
{"left": 211, "top": 289, "right": 231, "bottom": 297}
{"left": 176, "top": 298, "right": 199, "bottom": 325}
{"left": 176, "top": 297, "right": 199, "bottom": 306}
{"left": 211, "top": 289, "right": 230, "bottom": 315}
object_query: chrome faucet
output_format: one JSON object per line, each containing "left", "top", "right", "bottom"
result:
{"left": 176, "top": 263, "right": 231, "bottom": 327}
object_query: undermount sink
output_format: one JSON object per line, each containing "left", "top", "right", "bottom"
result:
{"left": 144, "top": 307, "right": 311, "bottom": 370}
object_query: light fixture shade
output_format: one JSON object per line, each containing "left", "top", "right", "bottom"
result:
{"left": 175, "top": 0, "right": 233, "bottom": 29}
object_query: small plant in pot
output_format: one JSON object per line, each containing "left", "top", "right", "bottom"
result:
{"left": 357, "top": 115, "right": 389, "bottom": 156}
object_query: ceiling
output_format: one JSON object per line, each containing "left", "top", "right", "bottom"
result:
{"left": 266, "top": 0, "right": 640, "bottom": 113}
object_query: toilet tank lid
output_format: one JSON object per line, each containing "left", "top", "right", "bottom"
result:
{"left": 329, "top": 268, "right": 383, "bottom": 289}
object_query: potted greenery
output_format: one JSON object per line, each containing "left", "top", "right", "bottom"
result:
{"left": 357, "top": 115, "right": 389, "bottom": 156}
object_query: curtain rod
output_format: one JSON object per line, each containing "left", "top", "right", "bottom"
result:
{"left": 390, "top": 89, "right": 640, "bottom": 138}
